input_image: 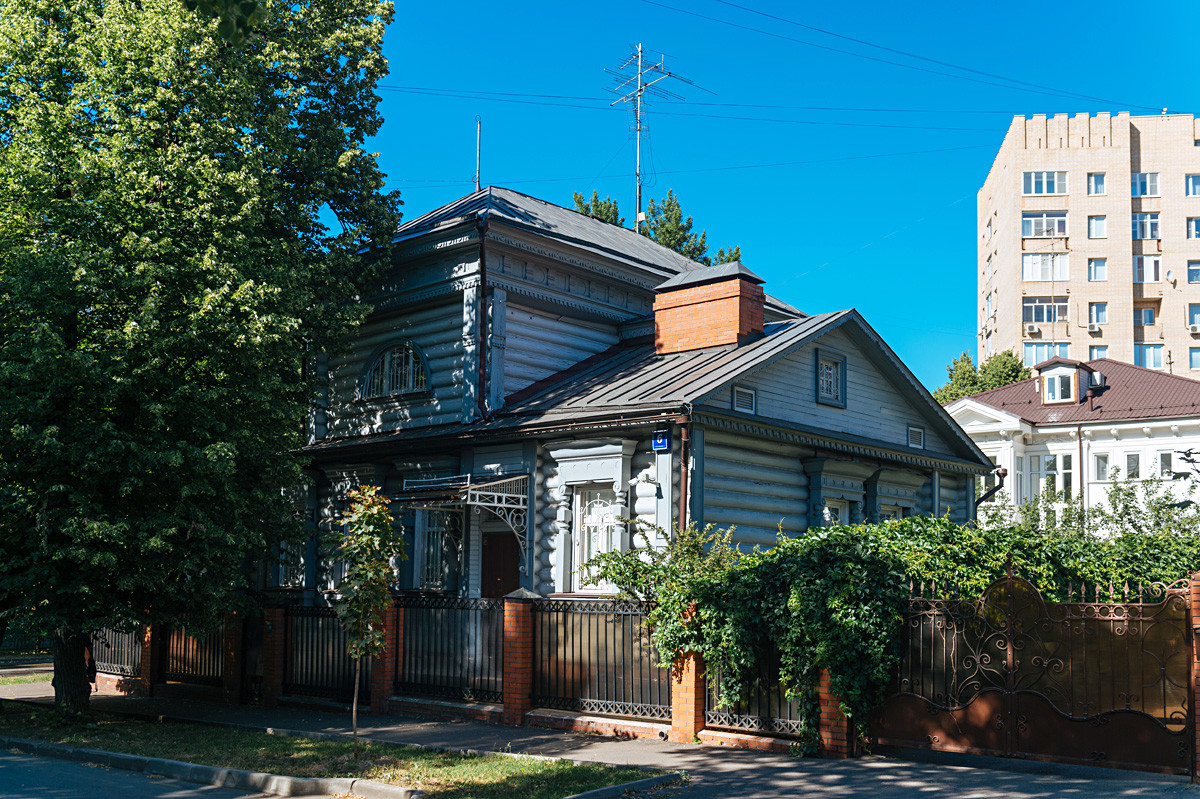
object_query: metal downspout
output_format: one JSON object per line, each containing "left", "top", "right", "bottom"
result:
{"left": 676, "top": 412, "right": 691, "bottom": 531}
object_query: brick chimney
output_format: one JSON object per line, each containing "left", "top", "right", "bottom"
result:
{"left": 653, "top": 262, "right": 766, "bottom": 354}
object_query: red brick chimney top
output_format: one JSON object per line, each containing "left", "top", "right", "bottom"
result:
{"left": 652, "top": 262, "right": 766, "bottom": 355}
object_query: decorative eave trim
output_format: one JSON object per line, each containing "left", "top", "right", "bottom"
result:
{"left": 488, "top": 276, "right": 631, "bottom": 322}
{"left": 487, "top": 229, "right": 660, "bottom": 290}
{"left": 369, "top": 276, "right": 480, "bottom": 316}
{"left": 693, "top": 411, "right": 989, "bottom": 475}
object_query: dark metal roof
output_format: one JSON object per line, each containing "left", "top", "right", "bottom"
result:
{"left": 959, "top": 358, "right": 1200, "bottom": 425}
{"left": 655, "top": 261, "right": 764, "bottom": 291}
{"left": 393, "top": 186, "right": 804, "bottom": 319}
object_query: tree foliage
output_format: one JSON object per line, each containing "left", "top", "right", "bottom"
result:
{"left": 0, "top": 0, "right": 401, "bottom": 712}
{"left": 570, "top": 189, "right": 740, "bottom": 265}
{"left": 571, "top": 191, "right": 624, "bottom": 227}
{"left": 332, "top": 485, "right": 405, "bottom": 753}
{"left": 932, "top": 350, "right": 1030, "bottom": 403}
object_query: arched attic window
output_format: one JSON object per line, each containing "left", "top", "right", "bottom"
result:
{"left": 358, "top": 340, "right": 430, "bottom": 399}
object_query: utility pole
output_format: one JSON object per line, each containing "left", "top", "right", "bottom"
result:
{"left": 473, "top": 116, "right": 482, "bottom": 192}
{"left": 607, "top": 45, "right": 711, "bottom": 232}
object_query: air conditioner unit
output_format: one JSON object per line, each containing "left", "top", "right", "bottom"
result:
{"left": 1024, "top": 323, "right": 1040, "bottom": 334}
{"left": 1189, "top": 324, "right": 1200, "bottom": 335}
{"left": 1087, "top": 322, "right": 1101, "bottom": 333}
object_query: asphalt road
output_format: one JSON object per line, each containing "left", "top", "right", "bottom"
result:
{"left": 0, "top": 751, "right": 333, "bottom": 799}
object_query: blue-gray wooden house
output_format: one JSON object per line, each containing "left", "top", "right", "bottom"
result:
{"left": 297, "top": 187, "right": 990, "bottom": 598}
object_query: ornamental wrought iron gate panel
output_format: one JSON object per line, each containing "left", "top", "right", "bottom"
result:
{"left": 872, "top": 571, "right": 1192, "bottom": 775}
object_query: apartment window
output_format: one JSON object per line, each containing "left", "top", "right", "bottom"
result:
{"left": 1044, "top": 374, "right": 1073, "bottom": 403}
{"left": 1191, "top": 348, "right": 1200, "bottom": 370}
{"left": 986, "top": 219, "right": 993, "bottom": 241}
{"left": 816, "top": 351, "right": 846, "bottom": 408}
{"left": 1023, "top": 171, "right": 1068, "bottom": 195}
{"left": 1187, "top": 175, "right": 1200, "bottom": 196}
{"left": 1189, "top": 218, "right": 1200, "bottom": 239}
{"left": 1189, "top": 304, "right": 1200, "bottom": 325}
{"left": 1022, "top": 211, "right": 1068, "bottom": 238}
{"left": 1088, "top": 302, "right": 1107, "bottom": 324}
{"left": 1087, "top": 216, "right": 1106, "bottom": 238}
{"left": 1024, "top": 341, "right": 1069, "bottom": 367}
{"left": 1134, "top": 343, "right": 1164, "bottom": 369}
{"left": 1132, "top": 172, "right": 1160, "bottom": 197}
{"left": 1127, "top": 452, "right": 1141, "bottom": 479}
{"left": 1088, "top": 258, "right": 1107, "bottom": 281}
{"left": 986, "top": 332, "right": 994, "bottom": 357}
{"left": 1023, "top": 296, "right": 1068, "bottom": 324}
{"left": 985, "top": 293, "right": 993, "bottom": 318}
{"left": 1135, "top": 307, "right": 1155, "bottom": 326}
{"left": 985, "top": 254, "right": 993, "bottom": 280}
{"left": 1022, "top": 252, "right": 1069, "bottom": 281}
{"left": 1087, "top": 172, "right": 1106, "bottom": 196}
{"left": 1090, "top": 345, "right": 1108, "bottom": 359}
{"left": 1189, "top": 261, "right": 1200, "bottom": 283}
{"left": 1132, "top": 213, "right": 1160, "bottom": 240}
{"left": 1094, "top": 452, "right": 1110, "bottom": 481}
{"left": 1133, "top": 254, "right": 1161, "bottom": 283}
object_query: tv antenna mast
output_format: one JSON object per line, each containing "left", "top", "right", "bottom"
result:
{"left": 606, "top": 44, "right": 713, "bottom": 232}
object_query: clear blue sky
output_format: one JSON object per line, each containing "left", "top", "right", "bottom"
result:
{"left": 368, "top": 0, "right": 1198, "bottom": 389}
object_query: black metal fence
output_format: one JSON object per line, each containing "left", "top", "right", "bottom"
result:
{"left": 705, "top": 644, "right": 806, "bottom": 736}
{"left": 0, "top": 623, "right": 51, "bottom": 655}
{"left": 395, "top": 594, "right": 504, "bottom": 703}
{"left": 283, "top": 605, "right": 368, "bottom": 703}
{"left": 532, "top": 598, "right": 670, "bottom": 720}
{"left": 94, "top": 627, "right": 142, "bottom": 677}
{"left": 162, "top": 626, "right": 223, "bottom": 686}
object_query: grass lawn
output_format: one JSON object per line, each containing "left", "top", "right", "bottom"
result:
{"left": 0, "top": 674, "right": 51, "bottom": 686}
{"left": 0, "top": 702, "right": 665, "bottom": 799}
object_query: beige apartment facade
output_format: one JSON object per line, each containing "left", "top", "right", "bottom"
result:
{"left": 979, "top": 112, "right": 1200, "bottom": 373}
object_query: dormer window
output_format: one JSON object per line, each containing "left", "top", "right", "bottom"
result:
{"left": 1044, "top": 373, "right": 1073, "bottom": 403}
{"left": 359, "top": 341, "right": 430, "bottom": 399}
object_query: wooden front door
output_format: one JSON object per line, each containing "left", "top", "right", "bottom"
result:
{"left": 480, "top": 532, "right": 520, "bottom": 598}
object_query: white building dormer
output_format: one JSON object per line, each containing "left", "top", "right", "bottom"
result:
{"left": 1035, "top": 357, "right": 1094, "bottom": 406}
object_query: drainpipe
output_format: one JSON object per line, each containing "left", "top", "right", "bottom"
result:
{"left": 476, "top": 211, "right": 489, "bottom": 420}
{"left": 1078, "top": 422, "right": 1085, "bottom": 536}
{"left": 975, "top": 467, "right": 1008, "bottom": 510}
{"left": 676, "top": 413, "right": 691, "bottom": 531}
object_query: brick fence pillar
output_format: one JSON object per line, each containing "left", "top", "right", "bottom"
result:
{"left": 139, "top": 624, "right": 159, "bottom": 697}
{"left": 262, "top": 608, "right": 285, "bottom": 708}
{"left": 667, "top": 651, "right": 706, "bottom": 743}
{"left": 501, "top": 590, "right": 537, "bottom": 726}
{"left": 817, "top": 668, "right": 854, "bottom": 757}
{"left": 369, "top": 600, "right": 398, "bottom": 714}
{"left": 221, "top": 613, "right": 243, "bottom": 705}
{"left": 1190, "top": 572, "right": 1200, "bottom": 783}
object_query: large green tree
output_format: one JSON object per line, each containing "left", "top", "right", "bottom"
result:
{"left": 570, "top": 189, "right": 740, "bottom": 265}
{"left": 932, "top": 350, "right": 1030, "bottom": 404}
{"left": 0, "top": 0, "right": 401, "bottom": 713}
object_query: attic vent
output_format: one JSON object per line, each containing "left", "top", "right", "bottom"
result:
{"left": 907, "top": 425, "right": 925, "bottom": 450}
{"left": 733, "top": 386, "right": 757, "bottom": 414}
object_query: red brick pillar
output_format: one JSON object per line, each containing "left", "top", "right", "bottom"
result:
{"left": 139, "top": 625, "right": 159, "bottom": 697}
{"left": 221, "top": 613, "right": 243, "bottom": 705}
{"left": 369, "top": 600, "right": 398, "bottom": 714}
{"left": 501, "top": 592, "right": 536, "bottom": 726}
{"left": 262, "top": 608, "right": 286, "bottom": 708}
{"left": 1190, "top": 572, "right": 1200, "bottom": 783}
{"left": 667, "top": 651, "right": 706, "bottom": 743}
{"left": 817, "top": 668, "right": 854, "bottom": 757}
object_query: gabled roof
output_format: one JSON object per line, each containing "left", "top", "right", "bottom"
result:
{"left": 393, "top": 186, "right": 803, "bottom": 318}
{"left": 958, "top": 358, "right": 1200, "bottom": 426}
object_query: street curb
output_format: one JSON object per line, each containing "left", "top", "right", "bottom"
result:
{"left": 0, "top": 734, "right": 421, "bottom": 798}
{"left": 557, "top": 772, "right": 682, "bottom": 799}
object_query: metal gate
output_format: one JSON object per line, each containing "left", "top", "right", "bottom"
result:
{"left": 873, "top": 570, "right": 1192, "bottom": 774}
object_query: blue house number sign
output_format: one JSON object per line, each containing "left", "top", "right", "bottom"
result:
{"left": 651, "top": 429, "right": 671, "bottom": 453}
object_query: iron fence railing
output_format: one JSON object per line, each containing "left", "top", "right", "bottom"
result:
{"left": 532, "top": 598, "right": 670, "bottom": 720}
{"left": 704, "top": 644, "right": 806, "bottom": 737}
{"left": 0, "top": 623, "right": 51, "bottom": 655}
{"left": 93, "top": 627, "right": 142, "bottom": 677}
{"left": 283, "top": 605, "right": 368, "bottom": 703}
{"left": 394, "top": 594, "right": 504, "bottom": 703}
{"left": 162, "top": 626, "right": 223, "bottom": 686}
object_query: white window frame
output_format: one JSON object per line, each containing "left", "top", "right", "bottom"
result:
{"left": 1188, "top": 218, "right": 1200, "bottom": 240}
{"left": 1044, "top": 374, "right": 1073, "bottom": 403}
{"left": 1022, "top": 170, "right": 1068, "bottom": 195}
{"left": 1188, "top": 304, "right": 1200, "bottom": 326}
{"left": 1132, "top": 213, "right": 1160, "bottom": 240}
{"left": 1134, "top": 307, "right": 1155, "bottom": 326}
{"left": 1087, "top": 258, "right": 1107, "bottom": 282}
{"left": 1087, "top": 172, "right": 1106, "bottom": 196}
{"left": 1126, "top": 452, "right": 1142, "bottom": 479}
{"left": 821, "top": 498, "right": 849, "bottom": 527}
{"left": 1190, "top": 348, "right": 1200, "bottom": 371}
{"left": 1157, "top": 451, "right": 1175, "bottom": 479}
{"left": 1022, "top": 211, "right": 1068, "bottom": 238}
{"left": 573, "top": 485, "right": 620, "bottom": 593}
{"left": 1089, "top": 345, "right": 1108, "bottom": 360}
{"left": 1087, "top": 216, "right": 1106, "bottom": 239}
{"left": 1023, "top": 296, "right": 1068, "bottom": 324}
{"left": 1093, "top": 452, "right": 1110, "bottom": 482}
{"left": 816, "top": 350, "right": 846, "bottom": 408}
{"left": 1134, "top": 255, "right": 1162, "bottom": 283}
{"left": 1187, "top": 175, "right": 1200, "bottom": 197}
{"left": 1088, "top": 302, "right": 1107, "bottom": 325}
{"left": 1031, "top": 452, "right": 1075, "bottom": 498}
{"left": 1134, "top": 343, "right": 1164, "bottom": 370}
{"left": 1022, "top": 252, "right": 1069, "bottom": 282}
{"left": 1189, "top": 261, "right": 1200, "bottom": 284}
{"left": 1132, "top": 172, "right": 1160, "bottom": 197}
{"left": 1023, "top": 341, "right": 1069, "bottom": 367}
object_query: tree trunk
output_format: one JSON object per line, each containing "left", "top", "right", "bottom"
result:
{"left": 352, "top": 657, "right": 361, "bottom": 758}
{"left": 52, "top": 630, "right": 90, "bottom": 715}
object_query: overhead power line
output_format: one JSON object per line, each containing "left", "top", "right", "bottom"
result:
{"left": 639, "top": 0, "right": 1159, "bottom": 112}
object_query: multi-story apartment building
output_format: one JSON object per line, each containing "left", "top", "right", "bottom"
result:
{"left": 979, "top": 112, "right": 1200, "bottom": 372}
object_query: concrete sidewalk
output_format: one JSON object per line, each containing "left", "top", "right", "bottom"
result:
{"left": 1, "top": 682, "right": 1193, "bottom": 798}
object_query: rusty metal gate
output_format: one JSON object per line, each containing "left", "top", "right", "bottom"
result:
{"left": 873, "top": 570, "right": 1192, "bottom": 774}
